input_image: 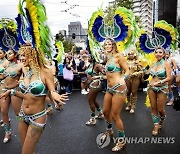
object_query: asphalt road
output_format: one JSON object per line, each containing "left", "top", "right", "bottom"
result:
{"left": 0, "top": 90, "right": 180, "bottom": 154}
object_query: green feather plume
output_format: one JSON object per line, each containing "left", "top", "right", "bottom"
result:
{"left": 55, "top": 41, "right": 64, "bottom": 64}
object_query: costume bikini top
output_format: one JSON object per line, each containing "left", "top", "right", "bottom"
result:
{"left": 19, "top": 73, "right": 48, "bottom": 96}
{"left": 150, "top": 59, "right": 166, "bottom": 79}
{"left": 86, "top": 64, "right": 99, "bottom": 76}
{"left": 0, "top": 67, "right": 5, "bottom": 74}
{"left": 3, "top": 70, "right": 18, "bottom": 78}
{"left": 105, "top": 55, "right": 121, "bottom": 73}
{"left": 86, "top": 69, "right": 99, "bottom": 76}
{"left": 3, "top": 62, "right": 18, "bottom": 78}
{"left": 0, "top": 58, "right": 6, "bottom": 74}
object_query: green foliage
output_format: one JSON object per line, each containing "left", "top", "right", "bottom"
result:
{"left": 104, "top": 0, "right": 133, "bottom": 25}
{"left": 63, "top": 41, "right": 75, "bottom": 53}
{"left": 104, "top": 6, "right": 115, "bottom": 26}
{"left": 135, "top": 16, "right": 142, "bottom": 29}
{"left": 55, "top": 32, "right": 75, "bottom": 53}
{"left": 116, "top": 0, "right": 133, "bottom": 9}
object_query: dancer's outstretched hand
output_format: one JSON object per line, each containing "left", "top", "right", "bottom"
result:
{"left": 51, "top": 91, "right": 69, "bottom": 106}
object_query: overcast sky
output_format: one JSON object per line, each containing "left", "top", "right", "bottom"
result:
{"left": 0, "top": 0, "right": 111, "bottom": 35}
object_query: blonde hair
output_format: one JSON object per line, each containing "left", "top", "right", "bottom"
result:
{"left": 127, "top": 49, "right": 138, "bottom": 60}
{"left": 103, "top": 38, "right": 118, "bottom": 53}
{"left": 19, "top": 43, "right": 46, "bottom": 72}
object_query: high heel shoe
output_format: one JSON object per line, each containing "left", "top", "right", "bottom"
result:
{"left": 152, "top": 124, "right": 159, "bottom": 136}
{"left": 159, "top": 116, "right": 166, "bottom": 129}
{"left": 166, "top": 100, "right": 174, "bottom": 106}
{"left": 125, "top": 106, "right": 131, "bottom": 111}
{"left": 100, "top": 129, "right": 114, "bottom": 144}
{"left": 1, "top": 119, "right": 11, "bottom": 127}
{"left": 95, "top": 112, "right": 104, "bottom": 119}
{"left": 0, "top": 120, "right": 3, "bottom": 127}
{"left": 130, "top": 108, "right": 135, "bottom": 114}
{"left": 3, "top": 132, "right": 11, "bottom": 144}
{"left": 112, "top": 138, "right": 126, "bottom": 152}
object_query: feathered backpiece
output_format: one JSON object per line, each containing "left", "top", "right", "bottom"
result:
{"left": 16, "top": 0, "right": 52, "bottom": 58}
{"left": 55, "top": 41, "right": 64, "bottom": 64}
{"left": 136, "top": 20, "right": 178, "bottom": 54}
{"left": 87, "top": 9, "right": 103, "bottom": 62}
{"left": 114, "top": 7, "right": 138, "bottom": 52}
{"left": 0, "top": 18, "right": 19, "bottom": 51}
{"left": 88, "top": 7, "right": 137, "bottom": 56}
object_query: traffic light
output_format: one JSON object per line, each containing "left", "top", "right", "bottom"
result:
{"left": 55, "top": 34, "right": 60, "bottom": 40}
{"left": 72, "top": 33, "right": 76, "bottom": 39}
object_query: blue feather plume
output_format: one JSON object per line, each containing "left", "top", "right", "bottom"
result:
{"left": 92, "top": 16, "right": 105, "bottom": 42}
{"left": 155, "top": 28, "right": 172, "bottom": 49}
{"left": 113, "top": 15, "right": 128, "bottom": 42}
{"left": 139, "top": 34, "right": 154, "bottom": 54}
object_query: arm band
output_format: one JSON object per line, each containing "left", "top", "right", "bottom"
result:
{"left": 123, "top": 74, "right": 129, "bottom": 80}
{"left": 50, "top": 90, "right": 57, "bottom": 95}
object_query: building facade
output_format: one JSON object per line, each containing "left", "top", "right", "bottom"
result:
{"left": 153, "top": 0, "right": 180, "bottom": 27}
{"left": 157, "top": 0, "right": 177, "bottom": 27}
{"left": 68, "top": 21, "right": 87, "bottom": 43}
{"left": 178, "top": 0, "right": 180, "bottom": 21}
{"left": 132, "top": 0, "right": 153, "bottom": 35}
{"left": 59, "top": 30, "right": 66, "bottom": 37}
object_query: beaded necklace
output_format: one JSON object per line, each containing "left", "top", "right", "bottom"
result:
{"left": 154, "top": 59, "right": 164, "bottom": 66}
{"left": 107, "top": 52, "right": 114, "bottom": 62}
{"left": 26, "top": 69, "right": 34, "bottom": 79}
{"left": 7, "top": 61, "right": 16, "bottom": 68}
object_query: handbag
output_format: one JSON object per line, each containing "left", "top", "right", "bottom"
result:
{"left": 63, "top": 67, "right": 74, "bottom": 81}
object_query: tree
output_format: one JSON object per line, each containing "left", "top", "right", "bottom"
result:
{"left": 104, "top": 0, "right": 133, "bottom": 25}
{"left": 63, "top": 41, "right": 75, "bottom": 53}
{"left": 55, "top": 32, "right": 75, "bottom": 52}
{"left": 116, "top": 0, "right": 133, "bottom": 9}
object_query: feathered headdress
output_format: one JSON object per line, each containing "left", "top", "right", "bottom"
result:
{"left": 0, "top": 18, "right": 19, "bottom": 51}
{"left": 16, "top": 0, "right": 52, "bottom": 58}
{"left": 136, "top": 20, "right": 179, "bottom": 54}
{"left": 88, "top": 7, "right": 138, "bottom": 58}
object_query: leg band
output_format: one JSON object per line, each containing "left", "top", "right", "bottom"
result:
{"left": 151, "top": 114, "right": 159, "bottom": 124}
{"left": 91, "top": 111, "right": 95, "bottom": 117}
{"left": 3, "top": 123, "right": 11, "bottom": 133}
{"left": 96, "top": 107, "right": 102, "bottom": 112}
{"left": 106, "top": 120, "right": 112, "bottom": 130}
{"left": 118, "top": 130, "right": 125, "bottom": 138}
